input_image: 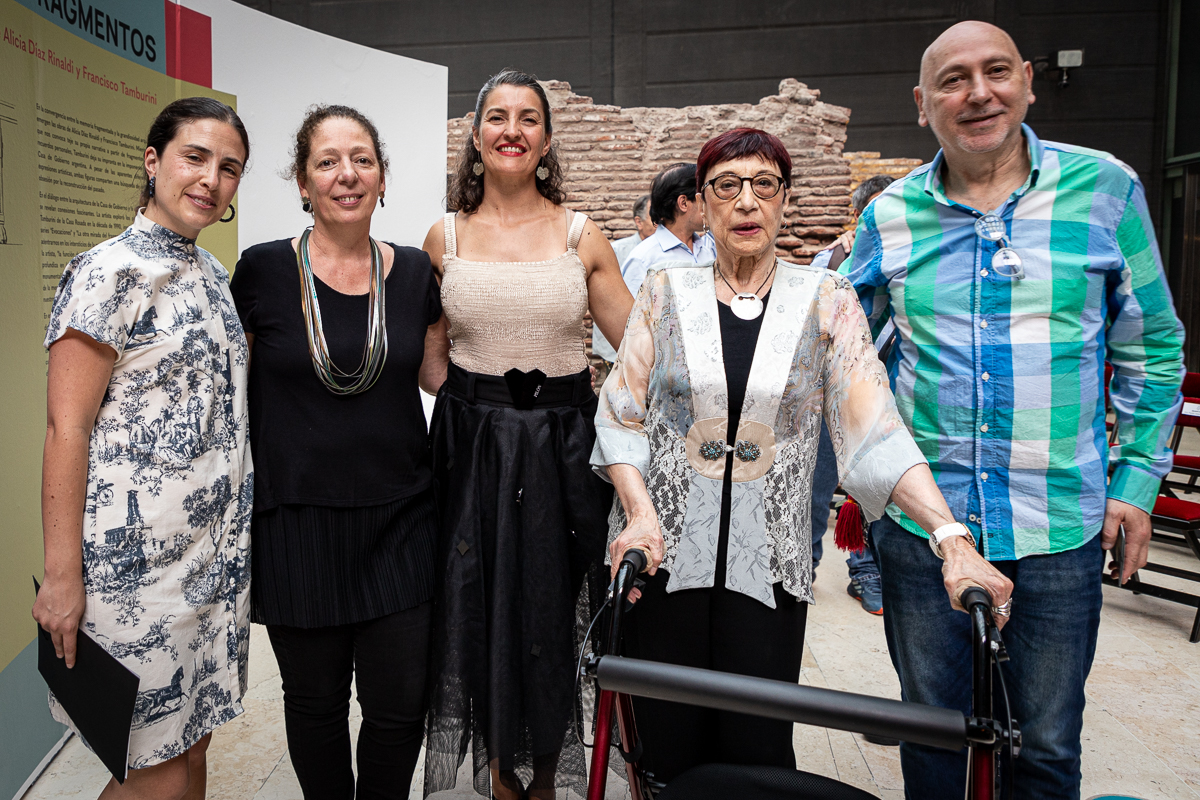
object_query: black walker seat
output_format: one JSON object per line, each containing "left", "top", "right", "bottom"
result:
{"left": 654, "top": 764, "right": 876, "bottom": 800}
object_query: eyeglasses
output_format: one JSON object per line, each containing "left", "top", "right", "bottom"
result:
{"left": 701, "top": 172, "right": 786, "bottom": 201}
{"left": 974, "top": 214, "right": 1024, "bottom": 280}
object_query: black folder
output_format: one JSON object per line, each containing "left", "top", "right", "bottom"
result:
{"left": 33, "top": 577, "right": 140, "bottom": 783}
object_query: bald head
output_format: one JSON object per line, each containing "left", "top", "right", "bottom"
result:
{"left": 920, "top": 21, "right": 1023, "bottom": 90}
{"left": 913, "top": 20, "right": 1034, "bottom": 162}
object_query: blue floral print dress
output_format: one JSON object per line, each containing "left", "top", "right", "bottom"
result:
{"left": 43, "top": 211, "right": 253, "bottom": 767}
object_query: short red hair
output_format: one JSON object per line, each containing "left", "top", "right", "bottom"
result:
{"left": 695, "top": 128, "right": 792, "bottom": 194}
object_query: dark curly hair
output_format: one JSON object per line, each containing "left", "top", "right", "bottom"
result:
{"left": 447, "top": 69, "right": 565, "bottom": 214}
{"left": 139, "top": 97, "right": 249, "bottom": 208}
{"left": 287, "top": 105, "right": 389, "bottom": 207}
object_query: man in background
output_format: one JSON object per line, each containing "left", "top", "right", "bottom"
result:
{"left": 592, "top": 194, "right": 653, "bottom": 387}
{"left": 621, "top": 163, "right": 715, "bottom": 296}
{"left": 808, "top": 175, "right": 896, "bottom": 619}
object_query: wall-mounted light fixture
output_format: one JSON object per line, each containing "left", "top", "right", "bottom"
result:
{"left": 1033, "top": 49, "right": 1085, "bottom": 88}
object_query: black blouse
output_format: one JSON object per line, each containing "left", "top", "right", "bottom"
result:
{"left": 230, "top": 238, "right": 442, "bottom": 512}
{"left": 714, "top": 291, "right": 769, "bottom": 588}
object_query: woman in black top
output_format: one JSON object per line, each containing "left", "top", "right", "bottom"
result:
{"left": 229, "top": 106, "right": 448, "bottom": 800}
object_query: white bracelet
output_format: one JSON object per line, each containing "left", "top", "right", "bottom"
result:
{"left": 930, "top": 521, "right": 971, "bottom": 544}
{"left": 927, "top": 522, "right": 977, "bottom": 559}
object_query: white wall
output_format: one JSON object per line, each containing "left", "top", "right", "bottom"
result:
{"left": 182, "top": 0, "right": 447, "bottom": 253}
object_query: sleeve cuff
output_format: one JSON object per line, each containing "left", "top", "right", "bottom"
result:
{"left": 590, "top": 427, "right": 650, "bottom": 484}
{"left": 1108, "top": 464, "right": 1162, "bottom": 515}
{"left": 841, "top": 429, "right": 927, "bottom": 522}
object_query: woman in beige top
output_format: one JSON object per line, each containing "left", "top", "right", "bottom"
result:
{"left": 420, "top": 69, "right": 633, "bottom": 800}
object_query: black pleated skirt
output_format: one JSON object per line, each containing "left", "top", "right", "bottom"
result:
{"left": 423, "top": 364, "right": 612, "bottom": 798}
{"left": 250, "top": 488, "right": 438, "bottom": 628}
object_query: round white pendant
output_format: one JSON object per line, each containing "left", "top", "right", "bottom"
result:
{"left": 730, "top": 293, "right": 764, "bottom": 320}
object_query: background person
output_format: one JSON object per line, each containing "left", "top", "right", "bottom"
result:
{"left": 611, "top": 193, "right": 654, "bottom": 264}
{"left": 593, "top": 127, "right": 1011, "bottom": 785}
{"left": 230, "top": 105, "right": 445, "bottom": 800}
{"left": 33, "top": 97, "right": 252, "bottom": 800}
{"left": 809, "top": 174, "right": 895, "bottom": 617}
{"left": 421, "top": 69, "right": 633, "bottom": 800}
{"left": 592, "top": 193, "right": 652, "bottom": 386}
{"left": 620, "top": 163, "right": 715, "bottom": 295}
{"left": 842, "top": 21, "right": 1185, "bottom": 799}
{"left": 815, "top": 174, "right": 897, "bottom": 272}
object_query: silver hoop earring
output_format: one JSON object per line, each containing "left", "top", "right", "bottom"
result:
{"left": 472, "top": 161, "right": 484, "bottom": 176}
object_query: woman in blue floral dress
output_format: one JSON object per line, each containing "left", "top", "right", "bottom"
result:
{"left": 32, "top": 97, "right": 253, "bottom": 799}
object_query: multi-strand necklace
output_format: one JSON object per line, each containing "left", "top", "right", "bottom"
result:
{"left": 295, "top": 227, "right": 389, "bottom": 395}
{"left": 716, "top": 258, "right": 778, "bottom": 320}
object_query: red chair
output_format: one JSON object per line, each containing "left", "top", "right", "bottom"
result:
{"left": 1163, "top": 371, "right": 1200, "bottom": 495}
{"left": 1105, "top": 494, "right": 1200, "bottom": 643}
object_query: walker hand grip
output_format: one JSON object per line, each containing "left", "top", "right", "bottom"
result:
{"left": 620, "top": 548, "right": 648, "bottom": 575}
{"left": 959, "top": 586, "right": 992, "bottom": 613}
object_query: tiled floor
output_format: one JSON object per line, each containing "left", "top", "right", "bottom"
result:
{"left": 25, "top": 445, "right": 1200, "bottom": 798}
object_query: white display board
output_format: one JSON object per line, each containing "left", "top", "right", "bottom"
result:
{"left": 184, "top": 0, "right": 448, "bottom": 252}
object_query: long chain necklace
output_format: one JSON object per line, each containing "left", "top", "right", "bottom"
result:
{"left": 716, "top": 258, "right": 777, "bottom": 320}
{"left": 295, "top": 227, "right": 389, "bottom": 395}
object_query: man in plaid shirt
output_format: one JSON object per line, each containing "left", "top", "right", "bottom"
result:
{"left": 842, "top": 21, "right": 1185, "bottom": 799}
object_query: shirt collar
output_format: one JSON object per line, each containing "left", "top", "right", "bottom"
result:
{"left": 652, "top": 223, "right": 699, "bottom": 252}
{"left": 923, "top": 123, "right": 1043, "bottom": 208}
{"left": 133, "top": 209, "right": 198, "bottom": 254}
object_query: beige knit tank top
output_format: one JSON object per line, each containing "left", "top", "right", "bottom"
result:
{"left": 440, "top": 210, "right": 591, "bottom": 377}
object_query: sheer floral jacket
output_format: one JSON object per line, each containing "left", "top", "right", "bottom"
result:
{"left": 591, "top": 260, "right": 925, "bottom": 605}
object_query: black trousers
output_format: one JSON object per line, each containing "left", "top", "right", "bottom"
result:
{"left": 265, "top": 602, "right": 432, "bottom": 800}
{"left": 622, "top": 572, "right": 809, "bottom": 785}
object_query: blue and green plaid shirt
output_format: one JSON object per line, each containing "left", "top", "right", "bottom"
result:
{"left": 841, "top": 125, "right": 1185, "bottom": 560}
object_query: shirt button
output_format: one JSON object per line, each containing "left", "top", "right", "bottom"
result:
{"left": 981, "top": 472, "right": 989, "bottom": 481}
{"left": 980, "top": 320, "right": 989, "bottom": 328}
{"left": 980, "top": 269, "right": 988, "bottom": 277}
{"left": 982, "top": 372, "right": 990, "bottom": 381}
{"left": 980, "top": 424, "right": 989, "bottom": 432}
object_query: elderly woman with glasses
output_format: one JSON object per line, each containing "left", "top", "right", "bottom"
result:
{"left": 591, "top": 127, "right": 1012, "bottom": 782}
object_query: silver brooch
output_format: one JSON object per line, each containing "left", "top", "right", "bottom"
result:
{"left": 734, "top": 440, "right": 762, "bottom": 462}
{"left": 699, "top": 440, "right": 727, "bottom": 461}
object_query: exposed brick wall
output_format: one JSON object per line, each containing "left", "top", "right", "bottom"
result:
{"left": 446, "top": 78, "right": 854, "bottom": 263}
{"left": 844, "top": 151, "right": 924, "bottom": 195}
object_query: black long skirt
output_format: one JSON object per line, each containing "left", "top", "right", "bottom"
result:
{"left": 423, "top": 364, "right": 612, "bottom": 799}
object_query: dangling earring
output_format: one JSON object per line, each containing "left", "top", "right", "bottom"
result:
{"left": 472, "top": 161, "right": 485, "bottom": 176}
{"left": 147, "top": 176, "right": 156, "bottom": 199}
{"left": 301, "top": 198, "right": 312, "bottom": 213}
{"left": 536, "top": 160, "right": 550, "bottom": 181}
{"left": 220, "top": 204, "right": 236, "bottom": 223}
{"left": 379, "top": 193, "right": 385, "bottom": 208}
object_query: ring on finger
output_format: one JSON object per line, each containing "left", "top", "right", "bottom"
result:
{"left": 992, "top": 598, "right": 1013, "bottom": 617}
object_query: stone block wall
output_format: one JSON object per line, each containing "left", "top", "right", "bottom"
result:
{"left": 446, "top": 78, "right": 854, "bottom": 263}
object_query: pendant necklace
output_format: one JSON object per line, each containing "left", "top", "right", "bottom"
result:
{"left": 716, "top": 259, "right": 777, "bottom": 320}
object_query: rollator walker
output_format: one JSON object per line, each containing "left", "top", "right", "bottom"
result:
{"left": 581, "top": 549, "right": 1021, "bottom": 800}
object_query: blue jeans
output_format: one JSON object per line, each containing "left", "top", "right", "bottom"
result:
{"left": 871, "top": 514, "right": 1103, "bottom": 800}
{"left": 812, "top": 419, "right": 878, "bottom": 577}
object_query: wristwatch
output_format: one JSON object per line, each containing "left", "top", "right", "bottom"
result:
{"left": 928, "top": 522, "right": 977, "bottom": 559}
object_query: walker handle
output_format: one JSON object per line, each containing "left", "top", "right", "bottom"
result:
{"left": 620, "top": 548, "right": 648, "bottom": 575}
{"left": 959, "top": 586, "right": 992, "bottom": 614}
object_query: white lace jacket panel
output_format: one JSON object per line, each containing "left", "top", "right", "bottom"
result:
{"left": 591, "top": 262, "right": 926, "bottom": 603}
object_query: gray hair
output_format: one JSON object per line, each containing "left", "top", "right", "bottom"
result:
{"left": 852, "top": 175, "right": 896, "bottom": 214}
{"left": 633, "top": 194, "right": 650, "bottom": 219}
